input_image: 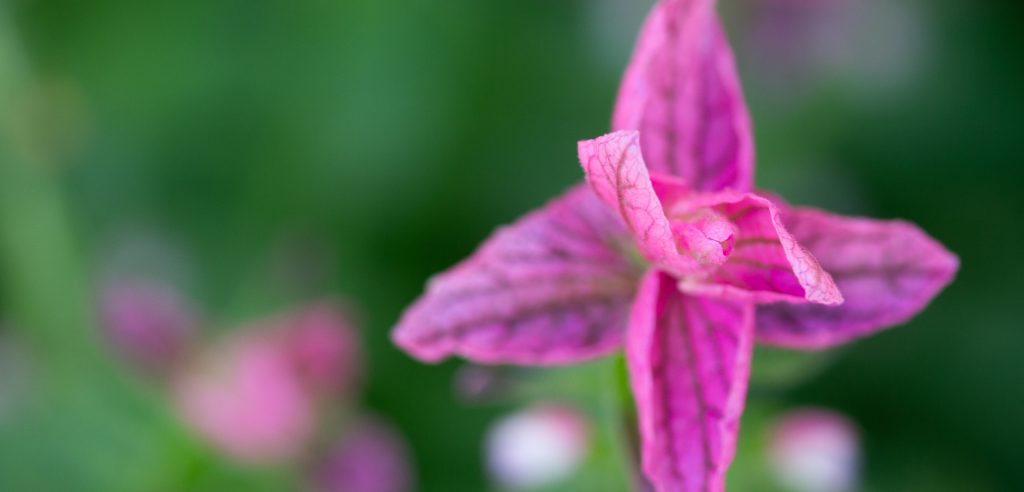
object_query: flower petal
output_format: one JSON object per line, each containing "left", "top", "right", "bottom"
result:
{"left": 392, "top": 185, "right": 642, "bottom": 365}
{"left": 627, "top": 270, "right": 754, "bottom": 492}
{"left": 671, "top": 191, "right": 844, "bottom": 305}
{"left": 756, "top": 208, "right": 959, "bottom": 349}
{"left": 613, "top": 0, "right": 754, "bottom": 192}
{"left": 578, "top": 131, "right": 722, "bottom": 275}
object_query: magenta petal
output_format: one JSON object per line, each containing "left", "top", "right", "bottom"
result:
{"left": 756, "top": 208, "right": 959, "bottom": 349}
{"left": 627, "top": 270, "right": 754, "bottom": 492}
{"left": 672, "top": 192, "right": 844, "bottom": 305}
{"left": 578, "top": 131, "right": 720, "bottom": 275}
{"left": 392, "top": 185, "right": 642, "bottom": 365}
{"left": 613, "top": 0, "right": 754, "bottom": 192}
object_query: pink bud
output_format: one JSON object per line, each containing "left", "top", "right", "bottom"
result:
{"left": 486, "top": 404, "right": 590, "bottom": 490}
{"left": 769, "top": 408, "right": 861, "bottom": 492}
{"left": 174, "top": 331, "right": 314, "bottom": 464}
{"left": 313, "top": 417, "right": 413, "bottom": 492}
{"left": 98, "top": 278, "right": 196, "bottom": 375}
{"left": 282, "top": 301, "right": 361, "bottom": 396}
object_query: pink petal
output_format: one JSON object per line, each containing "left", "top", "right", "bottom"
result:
{"left": 578, "top": 131, "right": 723, "bottom": 275}
{"left": 627, "top": 270, "right": 754, "bottom": 492}
{"left": 613, "top": 0, "right": 754, "bottom": 192}
{"left": 756, "top": 208, "right": 959, "bottom": 349}
{"left": 671, "top": 192, "right": 844, "bottom": 305}
{"left": 392, "top": 185, "right": 642, "bottom": 365}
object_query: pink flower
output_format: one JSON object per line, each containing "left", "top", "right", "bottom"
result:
{"left": 392, "top": 1, "right": 957, "bottom": 491}
{"left": 769, "top": 408, "right": 860, "bottom": 492}
{"left": 485, "top": 404, "right": 590, "bottom": 490}
{"left": 282, "top": 301, "right": 362, "bottom": 396}
{"left": 175, "top": 329, "right": 316, "bottom": 464}
{"left": 312, "top": 417, "right": 413, "bottom": 492}
{"left": 98, "top": 278, "right": 197, "bottom": 376}
{"left": 174, "top": 302, "right": 359, "bottom": 464}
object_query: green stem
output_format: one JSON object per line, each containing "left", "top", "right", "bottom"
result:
{"left": 606, "top": 353, "right": 651, "bottom": 492}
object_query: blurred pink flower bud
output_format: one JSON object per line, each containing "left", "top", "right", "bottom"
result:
{"left": 98, "top": 278, "right": 197, "bottom": 375}
{"left": 173, "top": 300, "right": 362, "bottom": 464}
{"left": 769, "top": 408, "right": 861, "bottom": 492}
{"left": 486, "top": 404, "right": 590, "bottom": 490}
{"left": 313, "top": 417, "right": 413, "bottom": 492}
{"left": 174, "top": 330, "right": 315, "bottom": 464}
{"left": 282, "top": 302, "right": 361, "bottom": 396}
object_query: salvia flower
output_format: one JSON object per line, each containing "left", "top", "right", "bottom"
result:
{"left": 392, "top": 0, "right": 957, "bottom": 490}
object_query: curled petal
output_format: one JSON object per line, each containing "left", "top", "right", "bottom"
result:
{"left": 756, "top": 208, "right": 959, "bottom": 349}
{"left": 392, "top": 185, "right": 642, "bottom": 365}
{"left": 613, "top": 0, "right": 754, "bottom": 192}
{"left": 578, "top": 131, "right": 724, "bottom": 275}
{"left": 627, "top": 270, "right": 754, "bottom": 492}
{"left": 672, "top": 192, "right": 843, "bottom": 305}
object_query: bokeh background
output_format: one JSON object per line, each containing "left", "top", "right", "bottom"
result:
{"left": 1, "top": 0, "right": 1021, "bottom": 491}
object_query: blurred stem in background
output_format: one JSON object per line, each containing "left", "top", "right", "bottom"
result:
{"left": 0, "top": 9, "right": 104, "bottom": 381}
{"left": 0, "top": 11, "right": 290, "bottom": 492}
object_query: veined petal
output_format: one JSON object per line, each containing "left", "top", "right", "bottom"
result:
{"left": 578, "top": 131, "right": 723, "bottom": 275}
{"left": 672, "top": 192, "right": 844, "bottom": 305}
{"left": 627, "top": 270, "right": 754, "bottom": 492}
{"left": 756, "top": 208, "right": 959, "bottom": 349}
{"left": 392, "top": 185, "right": 642, "bottom": 365}
{"left": 613, "top": 0, "right": 754, "bottom": 192}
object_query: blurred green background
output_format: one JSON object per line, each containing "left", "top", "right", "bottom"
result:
{"left": 0, "top": 0, "right": 1021, "bottom": 490}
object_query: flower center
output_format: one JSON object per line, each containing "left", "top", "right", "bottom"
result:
{"left": 669, "top": 208, "right": 737, "bottom": 267}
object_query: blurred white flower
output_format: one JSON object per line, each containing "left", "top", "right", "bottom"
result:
{"left": 486, "top": 404, "right": 590, "bottom": 490}
{"left": 769, "top": 408, "right": 861, "bottom": 492}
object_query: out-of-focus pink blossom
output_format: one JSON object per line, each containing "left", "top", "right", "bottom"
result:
{"left": 282, "top": 302, "right": 362, "bottom": 396}
{"left": 769, "top": 408, "right": 860, "bottom": 492}
{"left": 175, "top": 330, "right": 315, "bottom": 464}
{"left": 486, "top": 404, "right": 590, "bottom": 490}
{"left": 313, "top": 417, "right": 413, "bottom": 492}
{"left": 98, "top": 278, "right": 197, "bottom": 376}
{"left": 174, "top": 302, "right": 360, "bottom": 464}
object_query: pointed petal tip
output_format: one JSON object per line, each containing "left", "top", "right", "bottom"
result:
{"left": 806, "top": 275, "right": 845, "bottom": 307}
{"left": 390, "top": 321, "right": 447, "bottom": 365}
{"left": 390, "top": 185, "right": 638, "bottom": 367}
{"left": 577, "top": 130, "right": 640, "bottom": 159}
{"left": 755, "top": 210, "right": 960, "bottom": 350}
